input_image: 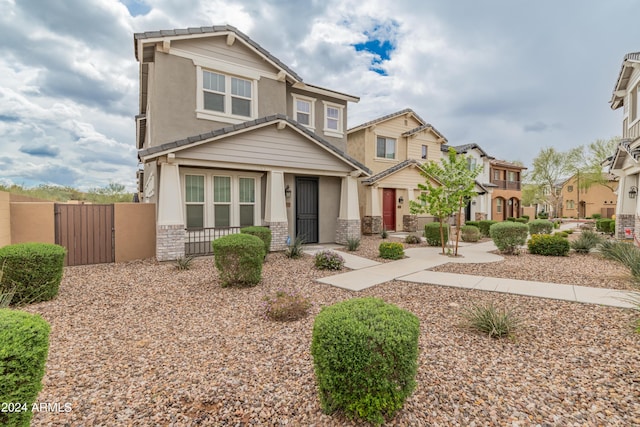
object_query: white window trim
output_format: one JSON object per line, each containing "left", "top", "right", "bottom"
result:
{"left": 292, "top": 93, "right": 316, "bottom": 130}
{"left": 195, "top": 65, "right": 258, "bottom": 124}
{"left": 322, "top": 100, "right": 344, "bottom": 138}
{"left": 375, "top": 135, "right": 397, "bottom": 160}
{"left": 184, "top": 174, "right": 206, "bottom": 228}
{"left": 632, "top": 84, "right": 640, "bottom": 126}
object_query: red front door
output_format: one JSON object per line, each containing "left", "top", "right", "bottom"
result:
{"left": 382, "top": 188, "right": 396, "bottom": 231}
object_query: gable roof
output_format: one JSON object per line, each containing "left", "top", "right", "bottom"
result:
{"left": 610, "top": 52, "right": 640, "bottom": 110}
{"left": 490, "top": 159, "right": 527, "bottom": 170}
{"left": 138, "top": 114, "right": 371, "bottom": 176}
{"left": 611, "top": 138, "right": 640, "bottom": 170}
{"left": 402, "top": 124, "right": 448, "bottom": 143}
{"left": 348, "top": 108, "right": 425, "bottom": 133}
{"left": 361, "top": 159, "right": 425, "bottom": 185}
{"left": 441, "top": 143, "right": 493, "bottom": 158}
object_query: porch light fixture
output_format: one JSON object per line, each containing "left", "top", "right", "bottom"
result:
{"left": 285, "top": 185, "right": 292, "bottom": 198}
{"left": 629, "top": 186, "right": 637, "bottom": 199}
{"left": 398, "top": 196, "right": 404, "bottom": 204}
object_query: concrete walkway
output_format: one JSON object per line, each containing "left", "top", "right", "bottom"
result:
{"left": 311, "top": 235, "right": 636, "bottom": 309}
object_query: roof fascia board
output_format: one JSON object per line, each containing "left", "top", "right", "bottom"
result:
{"left": 292, "top": 82, "right": 359, "bottom": 103}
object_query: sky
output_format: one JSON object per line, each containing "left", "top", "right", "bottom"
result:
{"left": 1, "top": 0, "right": 639, "bottom": 191}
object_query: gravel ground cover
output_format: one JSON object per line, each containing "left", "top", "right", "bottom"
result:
{"left": 23, "top": 238, "right": 640, "bottom": 426}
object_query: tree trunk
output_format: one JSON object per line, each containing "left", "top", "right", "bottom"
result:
{"left": 454, "top": 198, "right": 462, "bottom": 256}
{"left": 439, "top": 217, "right": 445, "bottom": 255}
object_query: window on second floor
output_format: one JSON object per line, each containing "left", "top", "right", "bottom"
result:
{"left": 198, "top": 68, "right": 255, "bottom": 122}
{"left": 566, "top": 200, "right": 575, "bottom": 209}
{"left": 631, "top": 84, "right": 640, "bottom": 123}
{"left": 493, "top": 170, "right": 501, "bottom": 181}
{"left": 292, "top": 94, "right": 316, "bottom": 129}
{"left": 468, "top": 157, "right": 477, "bottom": 170}
{"left": 376, "top": 136, "right": 396, "bottom": 159}
{"left": 322, "top": 101, "right": 344, "bottom": 138}
{"left": 507, "top": 171, "right": 517, "bottom": 181}
{"left": 421, "top": 145, "right": 427, "bottom": 159}
{"left": 567, "top": 185, "right": 573, "bottom": 192}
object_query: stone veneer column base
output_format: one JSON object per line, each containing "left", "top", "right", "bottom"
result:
{"left": 403, "top": 215, "right": 418, "bottom": 232}
{"left": 157, "top": 224, "right": 186, "bottom": 261}
{"left": 615, "top": 214, "right": 634, "bottom": 240}
{"left": 362, "top": 216, "right": 382, "bottom": 235}
{"left": 336, "top": 219, "right": 361, "bottom": 245}
{"left": 265, "top": 221, "right": 288, "bottom": 251}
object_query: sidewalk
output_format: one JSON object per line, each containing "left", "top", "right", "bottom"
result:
{"left": 309, "top": 234, "right": 635, "bottom": 309}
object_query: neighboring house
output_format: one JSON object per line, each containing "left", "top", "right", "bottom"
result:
{"left": 558, "top": 173, "right": 618, "bottom": 219}
{"left": 346, "top": 109, "right": 447, "bottom": 233}
{"left": 134, "top": 26, "right": 370, "bottom": 260}
{"left": 609, "top": 52, "right": 640, "bottom": 241}
{"left": 488, "top": 159, "right": 527, "bottom": 221}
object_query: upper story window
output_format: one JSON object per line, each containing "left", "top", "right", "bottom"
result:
{"left": 322, "top": 101, "right": 344, "bottom": 138}
{"left": 197, "top": 68, "right": 256, "bottom": 123}
{"left": 467, "top": 157, "right": 477, "bottom": 170}
{"left": 292, "top": 94, "right": 316, "bottom": 129}
{"left": 376, "top": 136, "right": 396, "bottom": 159}
{"left": 493, "top": 170, "right": 501, "bottom": 181}
{"left": 507, "top": 171, "right": 517, "bottom": 181}
{"left": 631, "top": 84, "right": 640, "bottom": 123}
{"left": 421, "top": 145, "right": 427, "bottom": 159}
{"left": 567, "top": 185, "right": 574, "bottom": 192}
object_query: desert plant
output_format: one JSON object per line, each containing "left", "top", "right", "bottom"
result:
{"left": 528, "top": 234, "right": 570, "bottom": 256}
{"left": 379, "top": 242, "right": 405, "bottom": 260}
{"left": 460, "top": 225, "right": 481, "bottom": 242}
{"left": 461, "top": 302, "right": 520, "bottom": 338}
{"left": 490, "top": 222, "right": 528, "bottom": 255}
{"left": 528, "top": 219, "right": 553, "bottom": 235}
{"left": 174, "top": 255, "right": 194, "bottom": 270}
{"left": 346, "top": 236, "right": 361, "bottom": 251}
{"left": 609, "top": 220, "right": 616, "bottom": 234}
{"left": 0, "top": 309, "right": 50, "bottom": 427}
{"left": 0, "top": 243, "right": 66, "bottom": 305}
{"left": 554, "top": 231, "right": 569, "bottom": 238}
{"left": 506, "top": 216, "right": 516, "bottom": 222}
{"left": 570, "top": 230, "right": 603, "bottom": 254}
{"left": 405, "top": 234, "right": 421, "bottom": 244}
{"left": 314, "top": 250, "right": 345, "bottom": 270}
{"left": 212, "top": 234, "right": 265, "bottom": 287}
{"left": 599, "top": 240, "right": 640, "bottom": 281}
{"left": 311, "top": 298, "right": 420, "bottom": 425}
{"left": 424, "top": 222, "right": 448, "bottom": 246}
{"left": 262, "top": 290, "right": 312, "bottom": 321}
{"left": 591, "top": 213, "right": 602, "bottom": 219}
{"left": 380, "top": 228, "right": 389, "bottom": 239}
{"left": 285, "top": 235, "right": 305, "bottom": 259}
{"left": 240, "top": 226, "right": 272, "bottom": 256}
{"left": 537, "top": 211, "right": 549, "bottom": 219}
{"left": 521, "top": 215, "right": 530, "bottom": 221}
{"left": 596, "top": 218, "right": 614, "bottom": 233}
{"left": 478, "top": 220, "right": 498, "bottom": 237}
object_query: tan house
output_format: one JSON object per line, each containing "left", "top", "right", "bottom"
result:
{"left": 558, "top": 174, "right": 618, "bottom": 219}
{"left": 346, "top": 109, "right": 447, "bottom": 232}
{"left": 609, "top": 52, "right": 640, "bottom": 240}
{"left": 489, "top": 159, "right": 526, "bottom": 221}
{"left": 134, "top": 26, "right": 370, "bottom": 260}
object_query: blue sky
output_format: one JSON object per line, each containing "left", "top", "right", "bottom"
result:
{"left": 0, "top": 0, "right": 639, "bottom": 191}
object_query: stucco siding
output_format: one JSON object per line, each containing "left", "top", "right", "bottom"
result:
{"left": 407, "top": 132, "right": 442, "bottom": 163}
{"left": 258, "top": 78, "right": 286, "bottom": 117}
{"left": 346, "top": 129, "right": 366, "bottom": 164}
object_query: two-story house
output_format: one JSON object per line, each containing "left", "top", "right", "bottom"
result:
{"left": 488, "top": 159, "right": 526, "bottom": 221}
{"left": 134, "top": 26, "right": 370, "bottom": 260}
{"left": 346, "top": 109, "right": 447, "bottom": 233}
{"left": 558, "top": 173, "right": 618, "bottom": 219}
{"left": 609, "top": 52, "right": 640, "bottom": 240}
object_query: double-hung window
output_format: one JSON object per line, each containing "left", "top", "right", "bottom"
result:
{"left": 507, "top": 171, "right": 517, "bottom": 181}
{"left": 421, "top": 145, "right": 428, "bottom": 159}
{"left": 238, "top": 177, "right": 255, "bottom": 227}
{"left": 200, "top": 69, "right": 253, "bottom": 121}
{"left": 185, "top": 175, "right": 205, "bottom": 228}
{"left": 213, "top": 176, "right": 231, "bottom": 227}
{"left": 231, "top": 77, "right": 251, "bottom": 116}
{"left": 203, "top": 71, "right": 226, "bottom": 113}
{"left": 322, "top": 101, "right": 344, "bottom": 137}
{"left": 496, "top": 198, "right": 503, "bottom": 213}
{"left": 376, "top": 136, "right": 396, "bottom": 159}
{"left": 292, "top": 94, "right": 315, "bottom": 129}
{"left": 567, "top": 200, "right": 575, "bottom": 209}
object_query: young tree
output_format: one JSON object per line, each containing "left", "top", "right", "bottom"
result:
{"left": 410, "top": 147, "right": 481, "bottom": 255}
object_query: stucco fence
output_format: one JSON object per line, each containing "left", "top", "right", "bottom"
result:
{"left": 0, "top": 191, "right": 156, "bottom": 265}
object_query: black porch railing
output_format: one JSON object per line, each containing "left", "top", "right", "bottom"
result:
{"left": 185, "top": 226, "right": 270, "bottom": 256}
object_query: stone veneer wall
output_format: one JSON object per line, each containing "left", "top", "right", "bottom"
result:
{"left": 403, "top": 215, "right": 418, "bottom": 232}
{"left": 362, "top": 216, "right": 382, "bottom": 235}
{"left": 157, "top": 224, "right": 185, "bottom": 261}
{"left": 616, "top": 214, "right": 634, "bottom": 240}
{"left": 265, "top": 221, "right": 288, "bottom": 251}
{"left": 336, "top": 219, "right": 361, "bottom": 245}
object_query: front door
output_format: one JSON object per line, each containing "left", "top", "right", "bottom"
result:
{"left": 382, "top": 188, "right": 396, "bottom": 231}
{"left": 465, "top": 198, "right": 472, "bottom": 222}
{"left": 296, "top": 177, "right": 319, "bottom": 243}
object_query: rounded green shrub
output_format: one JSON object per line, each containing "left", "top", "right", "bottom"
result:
{"left": 424, "top": 222, "right": 448, "bottom": 246}
{"left": 314, "top": 250, "right": 345, "bottom": 270}
{"left": 591, "top": 213, "right": 602, "bottom": 219}
{"left": 506, "top": 216, "right": 516, "bottom": 222}
{"left": 478, "top": 220, "right": 498, "bottom": 237}
{"left": 537, "top": 211, "right": 549, "bottom": 219}
{"left": 514, "top": 217, "right": 528, "bottom": 224}
{"left": 521, "top": 215, "right": 530, "bottom": 221}
{"left": 311, "top": 298, "right": 419, "bottom": 425}
{"left": 596, "top": 218, "right": 614, "bottom": 234}
{"left": 461, "top": 225, "right": 481, "bottom": 242}
{"left": 528, "top": 233, "right": 570, "bottom": 256}
{"left": 379, "top": 242, "right": 404, "bottom": 260}
{"left": 404, "top": 234, "right": 421, "bottom": 244}
{"left": 609, "top": 220, "right": 616, "bottom": 234}
{"left": 0, "top": 309, "right": 50, "bottom": 427}
{"left": 465, "top": 220, "right": 479, "bottom": 228}
{"left": 528, "top": 219, "right": 553, "bottom": 235}
{"left": 212, "top": 234, "right": 265, "bottom": 287}
{"left": 0, "top": 243, "right": 66, "bottom": 305}
{"left": 240, "top": 226, "right": 272, "bottom": 256}
{"left": 490, "top": 222, "right": 528, "bottom": 255}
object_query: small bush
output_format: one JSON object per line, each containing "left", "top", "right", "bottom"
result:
{"left": 465, "top": 220, "right": 480, "bottom": 228}
{"left": 346, "top": 237, "right": 361, "bottom": 251}
{"left": 0, "top": 264, "right": 14, "bottom": 308}
{"left": 461, "top": 302, "right": 520, "bottom": 338}
{"left": 405, "top": 234, "right": 421, "bottom": 244}
{"left": 311, "top": 298, "right": 419, "bottom": 425}
{"left": 599, "top": 240, "right": 640, "bottom": 281}
{"left": 554, "top": 231, "right": 569, "bottom": 238}
{"left": 478, "top": 220, "right": 498, "bottom": 237}
{"left": 537, "top": 212, "right": 549, "bottom": 219}
{"left": 424, "top": 222, "right": 448, "bottom": 246}
{"left": 315, "top": 250, "right": 345, "bottom": 270}
{"left": 0, "top": 309, "right": 50, "bottom": 427}
{"left": 521, "top": 215, "right": 530, "bottom": 221}
{"left": 528, "top": 219, "right": 553, "bottom": 235}
{"left": 591, "top": 213, "right": 602, "bottom": 219}
{"left": 285, "top": 235, "right": 305, "bottom": 259}
{"left": 461, "top": 225, "right": 481, "bottom": 242}
{"left": 609, "top": 220, "right": 616, "bottom": 234}
{"left": 379, "top": 242, "right": 404, "bottom": 260}
{"left": 174, "top": 255, "right": 194, "bottom": 270}
{"left": 506, "top": 216, "right": 516, "bottom": 222}
{"left": 570, "top": 230, "right": 603, "bottom": 254}
{"left": 565, "top": 229, "right": 574, "bottom": 234}
{"left": 596, "top": 218, "right": 614, "bottom": 234}
{"left": 514, "top": 217, "right": 528, "bottom": 224}
{"left": 490, "top": 222, "right": 528, "bottom": 255}
{"left": 240, "top": 226, "right": 272, "bottom": 256}
{"left": 212, "top": 234, "right": 264, "bottom": 287}
{"left": 0, "top": 243, "right": 66, "bottom": 305}
{"left": 528, "top": 234, "right": 570, "bottom": 256}
{"left": 262, "top": 290, "right": 312, "bottom": 321}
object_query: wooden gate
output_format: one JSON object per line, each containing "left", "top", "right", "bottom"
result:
{"left": 55, "top": 204, "right": 114, "bottom": 266}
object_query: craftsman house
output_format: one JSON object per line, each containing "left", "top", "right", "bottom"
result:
{"left": 134, "top": 26, "right": 370, "bottom": 260}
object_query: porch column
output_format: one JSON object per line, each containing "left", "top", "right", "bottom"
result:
{"left": 336, "top": 174, "right": 361, "bottom": 244}
{"left": 403, "top": 187, "right": 417, "bottom": 232}
{"left": 156, "top": 162, "right": 185, "bottom": 261}
{"left": 363, "top": 185, "right": 382, "bottom": 235}
{"left": 264, "top": 171, "right": 288, "bottom": 251}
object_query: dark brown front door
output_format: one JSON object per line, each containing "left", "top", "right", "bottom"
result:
{"left": 382, "top": 188, "right": 396, "bottom": 231}
{"left": 295, "top": 177, "right": 319, "bottom": 243}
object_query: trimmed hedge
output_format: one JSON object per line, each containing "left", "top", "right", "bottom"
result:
{"left": 424, "top": 223, "right": 448, "bottom": 246}
{"left": 490, "top": 222, "right": 528, "bottom": 254}
{"left": 212, "top": 234, "right": 265, "bottom": 287}
{"left": 379, "top": 242, "right": 404, "bottom": 260}
{"left": 596, "top": 218, "right": 614, "bottom": 234}
{"left": 478, "top": 220, "right": 498, "bottom": 237}
{"left": 464, "top": 220, "right": 479, "bottom": 228}
{"left": 528, "top": 219, "right": 553, "bottom": 235}
{"left": 521, "top": 215, "right": 530, "bottom": 221}
{"left": 528, "top": 234, "right": 570, "bottom": 256}
{"left": 0, "top": 243, "right": 66, "bottom": 305}
{"left": 514, "top": 217, "right": 528, "bottom": 224}
{"left": 0, "top": 309, "right": 50, "bottom": 427}
{"left": 610, "top": 220, "right": 616, "bottom": 234}
{"left": 461, "top": 225, "right": 481, "bottom": 242}
{"left": 537, "top": 212, "right": 549, "bottom": 219}
{"left": 311, "top": 298, "right": 419, "bottom": 425}
{"left": 240, "top": 226, "right": 272, "bottom": 256}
